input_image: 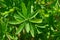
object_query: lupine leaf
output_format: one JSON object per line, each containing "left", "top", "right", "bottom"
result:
{"left": 29, "top": 19, "right": 43, "bottom": 23}
{"left": 21, "top": 2, "right": 27, "bottom": 17}
{"left": 9, "top": 20, "right": 24, "bottom": 25}
{"left": 14, "top": 13, "right": 24, "bottom": 21}
{"left": 25, "top": 22, "right": 30, "bottom": 33}
{"left": 16, "top": 23, "right": 24, "bottom": 34}
{"left": 30, "top": 24, "right": 34, "bottom": 37}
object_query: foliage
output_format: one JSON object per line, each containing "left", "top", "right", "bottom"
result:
{"left": 0, "top": 0, "right": 60, "bottom": 40}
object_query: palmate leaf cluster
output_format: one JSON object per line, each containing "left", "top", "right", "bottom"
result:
{"left": 0, "top": 0, "right": 60, "bottom": 40}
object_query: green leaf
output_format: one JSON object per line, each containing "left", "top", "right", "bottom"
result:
{"left": 25, "top": 22, "right": 30, "bottom": 33}
{"left": 0, "top": 1, "right": 7, "bottom": 8}
{"left": 21, "top": 2, "right": 27, "bottom": 17}
{"left": 14, "top": 13, "right": 24, "bottom": 21}
{"left": 15, "top": 23, "right": 24, "bottom": 34}
{"left": 17, "top": 11, "right": 26, "bottom": 19}
{"left": 30, "top": 24, "right": 34, "bottom": 37}
{"left": 0, "top": 19, "right": 7, "bottom": 40}
{"left": 6, "top": 34, "right": 14, "bottom": 39}
{"left": 1, "top": 8, "right": 14, "bottom": 16}
{"left": 27, "top": 1, "right": 31, "bottom": 18}
{"left": 1, "top": 11, "right": 9, "bottom": 17}
{"left": 30, "top": 10, "right": 39, "bottom": 19}
{"left": 31, "top": 5, "right": 34, "bottom": 14}
{"left": 43, "top": 14, "right": 49, "bottom": 17}
{"left": 29, "top": 19, "right": 43, "bottom": 23}
{"left": 37, "top": 29, "right": 42, "bottom": 34}
{"left": 35, "top": 25, "right": 46, "bottom": 28}
{"left": 9, "top": 20, "right": 24, "bottom": 25}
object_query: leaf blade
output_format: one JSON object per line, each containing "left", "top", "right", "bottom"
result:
{"left": 30, "top": 24, "right": 34, "bottom": 37}
{"left": 21, "top": 2, "right": 27, "bottom": 17}
{"left": 25, "top": 22, "right": 30, "bottom": 33}
{"left": 15, "top": 23, "right": 24, "bottom": 34}
{"left": 29, "top": 19, "right": 43, "bottom": 23}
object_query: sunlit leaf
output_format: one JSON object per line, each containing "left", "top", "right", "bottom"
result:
{"left": 15, "top": 23, "right": 24, "bottom": 34}
{"left": 1, "top": 8, "right": 14, "bottom": 17}
{"left": 30, "top": 24, "right": 34, "bottom": 37}
{"left": 9, "top": 20, "right": 24, "bottom": 25}
{"left": 43, "top": 14, "right": 49, "bottom": 17}
{"left": 29, "top": 19, "right": 43, "bottom": 23}
{"left": 25, "top": 22, "right": 30, "bottom": 33}
{"left": 37, "top": 29, "right": 42, "bottom": 34}
{"left": 35, "top": 25, "right": 46, "bottom": 28}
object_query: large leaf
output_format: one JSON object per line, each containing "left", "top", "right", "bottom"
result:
{"left": 25, "top": 22, "right": 30, "bottom": 33}
{"left": 21, "top": 2, "right": 27, "bottom": 17}
{"left": 27, "top": 1, "right": 31, "bottom": 17}
{"left": 30, "top": 24, "right": 34, "bottom": 37}
{"left": 15, "top": 23, "right": 24, "bottom": 34}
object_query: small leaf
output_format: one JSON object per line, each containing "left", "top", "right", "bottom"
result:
{"left": 37, "top": 29, "right": 42, "bottom": 34}
{"left": 31, "top": 5, "right": 34, "bottom": 14}
{"left": 9, "top": 8, "right": 14, "bottom": 13}
{"left": 1, "top": 11, "right": 9, "bottom": 16}
{"left": 29, "top": 19, "right": 43, "bottom": 23}
{"left": 6, "top": 34, "right": 13, "bottom": 39}
{"left": 16, "top": 23, "right": 24, "bottom": 34}
{"left": 35, "top": 25, "right": 46, "bottom": 28}
{"left": 43, "top": 14, "right": 49, "bottom": 17}
{"left": 25, "top": 22, "right": 30, "bottom": 33}
{"left": 9, "top": 20, "right": 24, "bottom": 25}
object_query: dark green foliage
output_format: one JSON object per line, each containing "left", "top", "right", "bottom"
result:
{"left": 0, "top": 0, "right": 60, "bottom": 40}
